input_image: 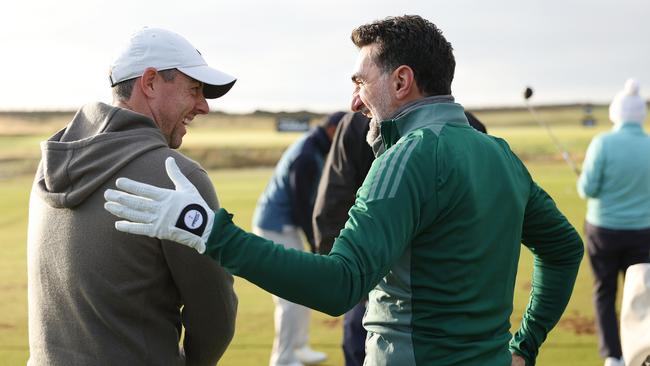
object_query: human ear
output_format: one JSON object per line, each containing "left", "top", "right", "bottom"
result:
{"left": 393, "top": 65, "right": 415, "bottom": 99}
{"left": 139, "top": 67, "right": 158, "bottom": 97}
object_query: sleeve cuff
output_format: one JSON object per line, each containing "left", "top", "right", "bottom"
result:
{"left": 204, "top": 208, "right": 234, "bottom": 263}
{"left": 509, "top": 339, "right": 536, "bottom": 366}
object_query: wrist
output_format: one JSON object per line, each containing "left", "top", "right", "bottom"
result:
{"left": 509, "top": 346, "right": 534, "bottom": 366}
{"left": 204, "top": 208, "right": 234, "bottom": 260}
{"left": 200, "top": 211, "right": 215, "bottom": 249}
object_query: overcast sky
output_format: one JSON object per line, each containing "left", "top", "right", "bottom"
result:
{"left": 1, "top": 0, "right": 648, "bottom": 113}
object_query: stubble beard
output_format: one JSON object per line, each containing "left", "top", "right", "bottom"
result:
{"left": 365, "top": 89, "right": 393, "bottom": 147}
{"left": 366, "top": 118, "right": 380, "bottom": 146}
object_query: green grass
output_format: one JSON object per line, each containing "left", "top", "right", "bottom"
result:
{"left": 200, "top": 168, "right": 346, "bottom": 365}
{"left": 0, "top": 107, "right": 623, "bottom": 365}
{"left": 473, "top": 104, "right": 609, "bottom": 128}
{"left": 185, "top": 127, "right": 303, "bottom": 149}
{"left": 489, "top": 124, "right": 608, "bottom": 161}
{"left": 0, "top": 123, "right": 307, "bottom": 176}
{"left": 0, "top": 161, "right": 604, "bottom": 366}
{"left": 514, "top": 163, "right": 599, "bottom": 366}
{"left": 0, "top": 176, "right": 31, "bottom": 366}
{"left": 0, "top": 105, "right": 611, "bottom": 175}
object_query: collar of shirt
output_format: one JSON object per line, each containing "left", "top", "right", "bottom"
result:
{"left": 377, "top": 98, "right": 468, "bottom": 154}
{"left": 613, "top": 122, "right": 646, "bottom": 134}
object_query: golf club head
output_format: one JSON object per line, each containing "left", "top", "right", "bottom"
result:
{"left": 524, "top": 87, "right": 534, "bottom": 100}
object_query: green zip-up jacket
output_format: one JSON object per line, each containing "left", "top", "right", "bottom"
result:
{"left": 206, "top": 101, "right": 584, "bottom": 365}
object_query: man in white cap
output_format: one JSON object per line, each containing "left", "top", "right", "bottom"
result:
{"left": 27, "top": 27, "right": 238, "bottom": 365}
{"left": 578, "top": 78, "right": 650, "bottom": 366}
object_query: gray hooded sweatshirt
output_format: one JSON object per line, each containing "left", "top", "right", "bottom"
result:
{"left": 27, "top": 102, "right": 237, "bottom": 366}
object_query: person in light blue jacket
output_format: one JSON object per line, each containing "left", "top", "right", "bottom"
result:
{"left": 578, "top": 78, "right": 650, "bottom": 366}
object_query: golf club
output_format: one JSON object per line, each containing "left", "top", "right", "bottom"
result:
{"left": 523, "top": 87, "right": 581, "bottom": 176}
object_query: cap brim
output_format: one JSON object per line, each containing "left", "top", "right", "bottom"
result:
{"left": 178, "top": 65, "right": 236, "bottom": 99}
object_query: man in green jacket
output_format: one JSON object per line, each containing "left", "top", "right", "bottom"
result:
{"left": 104, "top": 15, "right": 584, "bottom": 366}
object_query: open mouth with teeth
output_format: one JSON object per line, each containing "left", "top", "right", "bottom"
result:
{"left": 360, "top": 106, "right": 372, "bottom": 119}
{"left": 351, "top": 94, "right": 373, "bottom": 119}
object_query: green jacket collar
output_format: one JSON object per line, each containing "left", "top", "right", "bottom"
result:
{"left": 378, "top": 100, "right": 468, "bottom": 153}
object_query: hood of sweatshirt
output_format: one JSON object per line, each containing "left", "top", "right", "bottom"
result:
{"left": 35, "top": 102, "right": 168, "bottom": 208}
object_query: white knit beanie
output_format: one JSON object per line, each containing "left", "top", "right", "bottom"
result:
{"left": 609, "top": 78, "right": 647, "bottom": 125}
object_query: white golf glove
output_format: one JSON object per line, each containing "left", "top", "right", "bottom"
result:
{"left": 104, "top": 157, "right": 213, "bottom": 253}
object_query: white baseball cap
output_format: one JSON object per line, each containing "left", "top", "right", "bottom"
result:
{"left": 109, "top": 27, "right": 236, "bottom": 99}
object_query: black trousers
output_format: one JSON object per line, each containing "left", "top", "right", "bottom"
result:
{"left": 342, "top": 301, "right": 367, "bottom": 366}
{"left": 585, "top": 222, "right": 650, "bottom": 359}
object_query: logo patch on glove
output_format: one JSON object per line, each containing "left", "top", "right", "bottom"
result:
{"left": 175, "top": 204, "right": 208, "bottom": 236}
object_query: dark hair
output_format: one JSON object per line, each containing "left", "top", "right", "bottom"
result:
{"left": 351, "top": 15, "right": 455, "bottom": 96}
{"left": 112, "top": 69, "right": 178, "bottom": 102}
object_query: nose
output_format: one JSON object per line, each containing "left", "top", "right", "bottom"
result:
{"left": 195, "top": 94, "right": 209, "bottom": 115}
{"left": 350, "top": 90, "right": 364, "bottom": 113}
